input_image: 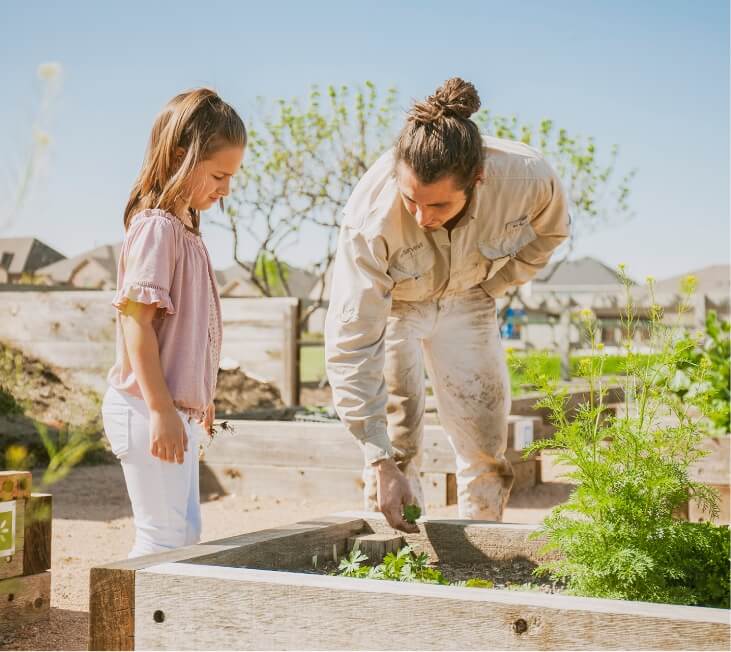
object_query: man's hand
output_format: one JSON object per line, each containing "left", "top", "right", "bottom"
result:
{"left": 373, "top": 458, "right": 419, "bottom": 533}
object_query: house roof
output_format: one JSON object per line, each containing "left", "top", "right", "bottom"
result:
{"left": 653, "top": 264, "right": 729, "bottom": 297}
{"left": 215, "top": 263, "right": 318, "bottom": 299}
{"left": 0, "top": 237, "right": 66, "bottom": 275}
{"left": 533, "top": 257, "right": 627, "bottom": 287}
{"left": 35, "top": 242, "right": 122, "bottom": 284}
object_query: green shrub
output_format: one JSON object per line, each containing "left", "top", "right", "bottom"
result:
{"left": 524, "top": 271, "right": 730, "bottom": 608}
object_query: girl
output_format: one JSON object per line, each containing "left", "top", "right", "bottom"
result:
{"left": 102, "top": 88, "right": 246, "bottom": 557}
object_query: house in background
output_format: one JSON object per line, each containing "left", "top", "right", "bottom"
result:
{"left": 35, "top": 243, "right": 122, "bottom": 289}
{"left": 215, "top": 263, "right": 318, "bottom": 300}
{"left": 0, "top": 237, "right": 66, "bottom": 283}
{"left": 528, "top": 256, "right": 629, "bottom": 303}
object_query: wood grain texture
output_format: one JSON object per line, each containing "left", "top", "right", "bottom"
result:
{"left": 88, "top": 515, "right": 367, "bottom": 650}
{"left": 134, "top": 562, "right": 730, "bottom": 651}
{"left": 0, "top": 571, "right": 50, "bottom": 634}
{"left": 347, "top": 534, "right": 404, "bottom": 563}
{"left": 23, "top": 494, "right": 52, "bottom": 576}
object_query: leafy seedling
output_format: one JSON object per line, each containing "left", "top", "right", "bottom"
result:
{"left": 403, "top": 503, "right": 421, "bottom": 524}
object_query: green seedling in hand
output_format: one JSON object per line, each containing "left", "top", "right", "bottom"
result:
{"left": 403, "top": 503, "right": 421, "bottom": 524}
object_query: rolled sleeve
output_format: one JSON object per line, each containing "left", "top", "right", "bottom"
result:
{"left": 325, "top": 224, "right": 394, "bottom": 464}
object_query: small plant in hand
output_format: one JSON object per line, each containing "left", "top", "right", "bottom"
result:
{"left": 208, "top": 420, "right": 234, "bottom": 440}
{"left": 519, "top": 269, "right": 730, "bottom": 609}
{"left": 403, "top": 503, "right": 421, "bottom": 524}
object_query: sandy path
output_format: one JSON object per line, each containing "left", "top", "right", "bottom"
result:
{"left": 1, "top": 464, "right": 569, "bottom": 650}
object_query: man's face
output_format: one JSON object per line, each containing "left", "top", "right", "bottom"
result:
{"left": 396, "top": 161, "right": 470, "bottom": 230}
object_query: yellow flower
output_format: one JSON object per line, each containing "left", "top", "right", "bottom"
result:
{"left": 579, "top": 308, "right": 594, "bottom": 321}
{"left": 681, "top": 275, "right": 697, "bottom": 296}
{"left": 617, "top": 263, "right": 627, "bottom": 273}
{"left": 645, "top": 275, "right": 655, "bottom": 285}
{"left": 597, "top": 342, "right": 605, "bottom": 350}
{"left": 37, "top": 62, "right": 62, "bottom": 81}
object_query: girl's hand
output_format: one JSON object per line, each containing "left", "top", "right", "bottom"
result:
{"left": 203, "top": 402, "right": 215, "bottom": 437}
{"left": 149, "top": 406, "right": 188, "bottom": 464}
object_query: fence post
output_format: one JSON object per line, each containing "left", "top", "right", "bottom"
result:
{"left": 282, "top": 298, "right": 301, "bottom": 406}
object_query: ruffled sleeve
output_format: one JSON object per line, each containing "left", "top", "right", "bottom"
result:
{"left": 113, "top": 215, "right": 176, "bottom": 315}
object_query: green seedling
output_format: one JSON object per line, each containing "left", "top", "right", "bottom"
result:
{"left": 403, "top": 503, "right": 421, "bottom": 524}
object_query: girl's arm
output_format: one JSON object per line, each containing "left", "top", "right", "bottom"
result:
{"left": 119, "top": 301, "right": 188, "bottom": 464}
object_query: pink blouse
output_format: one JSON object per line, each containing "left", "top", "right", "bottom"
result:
{"left": 107, "top": 208, "right": 222, "bottom": 421}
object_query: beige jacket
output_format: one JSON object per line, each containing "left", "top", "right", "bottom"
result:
{"left": 325, "top": 136, "right": 570, "bottom": 462}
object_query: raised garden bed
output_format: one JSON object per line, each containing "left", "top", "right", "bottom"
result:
{"left": 0, "top": 471, "right": 53, "bottom": 640}
{"left": 201, "top": 417, "right": 542, "bottom": 508}
{"left": 89, "top": 513, "right": 729, "bottom": 650}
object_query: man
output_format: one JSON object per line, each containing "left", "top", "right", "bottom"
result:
{"left": 326, "top": 78, "right": 569, "bottom": 532}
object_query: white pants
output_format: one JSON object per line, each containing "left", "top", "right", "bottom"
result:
{"left": 101, "top": 387, "right": 202, "bottom": 558}
{"left": 363, "top": 286, "right": 514, "bottom": 520}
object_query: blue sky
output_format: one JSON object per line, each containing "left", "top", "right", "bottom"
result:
{"left": 1, "top": 0, "right": 728, "bottom": 281}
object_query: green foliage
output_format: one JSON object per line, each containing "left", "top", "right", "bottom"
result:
{"left": 507, "top": 350, "right": 657, "bottom": 395}
{"left": 523, "top": 272, "right": 730, "bottom": 608}
{"left": 336, "top": 545, "right": 508, "bottom": 587}
{"left": 661, "top": 311, "right": 730, "bottom": 435}
{"left": 403, "top": 503, "right": 421, "bottom": 524}
{"left": 225, "top": 82, "right": 398, "bottom": 300}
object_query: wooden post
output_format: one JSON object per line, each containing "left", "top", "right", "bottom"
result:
{"left": 347, "top": 533, "right": 404, "bottom": 563}
{"left": 24, "top": 494, "right": 52, "bottom": 576}
{"left": 282, "top": 298, "right": 301, "bottom": 406}
{"left": 0, "top": 475, "right": 51, "bottom": 637}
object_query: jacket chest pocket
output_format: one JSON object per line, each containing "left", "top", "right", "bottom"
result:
{"left": 388, "top": 247, "right": 436, "bottom": 285}
{"left": 479, "top": 215, "right": 537, "bottom": 260}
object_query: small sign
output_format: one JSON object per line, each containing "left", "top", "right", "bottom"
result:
{"left": 0, "top": 500, "right": 16, "bottom": 558}
{"left": 513, "top": 420, "right": 534, "bottom": 451}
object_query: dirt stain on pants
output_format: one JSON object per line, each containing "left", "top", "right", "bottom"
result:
{"left": 363, "top": 286, "right": 514, "bottom": 520}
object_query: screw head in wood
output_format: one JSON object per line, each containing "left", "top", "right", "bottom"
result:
{"left": 154, "top": 610, "right": 165, "bottom": 623}
{"left": 513, "top": 618, "right": 528, "bottom": 634}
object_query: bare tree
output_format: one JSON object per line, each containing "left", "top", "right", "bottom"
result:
{"left": 219, "top": 86, "right": 635, "bottom": 380}
{"left": 215, "top": 82, "right": 398, "bottom": 320}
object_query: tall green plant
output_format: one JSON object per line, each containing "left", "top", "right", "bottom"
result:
{"left": 522, "top": 270, "right": 730, "bottom": 608}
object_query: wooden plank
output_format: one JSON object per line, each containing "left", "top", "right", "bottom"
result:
{"left": 204, "top": 421, "right": 538, "bottom": 475}
{"left": 200, "top": 463, "right": 365, "bottom": 503}
{"left": 352, "top": 514, "right": 554, "bottom": 565}
{"left": 689, "top": 485, "right": 730, "bottom": 525}
{"left": 0, "top": 571, "right": 51, "bottom": 634}
{"left": 0, "top": 500, "right": 25, "bottom": 581}
{"left": 511, "top": 386, "right": 624, "bottom": 437}
{"left": 23, "top": 494, "right": 52, "bottom": 576}
{"left": 347, "top": 534, "right": 403, "bottom": 563}
{"left": 89, "top": 515, "right": 366, "bottom": 650}
{"left": 134, "top": 562, "right": 729, "bottom": 651}
{"left": 89, "top": 567, "right": 136, "bottom": 651}
{"left": 282, "top": 299, "right": 300, "bottom": 406}
{"left": 420, "top": 472, "right": 447, "bottom": 506}
{"left": 689, "top": 436, "right": 730, "bottom": 485}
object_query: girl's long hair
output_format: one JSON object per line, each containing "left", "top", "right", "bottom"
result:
{"left": 124, "top": 88, "right": 246, "bottom": 232}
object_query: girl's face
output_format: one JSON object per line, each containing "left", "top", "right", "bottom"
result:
{"left": 188, "top": 145, "right": 245, "bottom": 212}
{"left": 396, "top": 161, "right": 471, "bottom": 230}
